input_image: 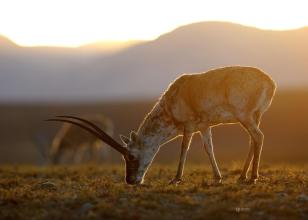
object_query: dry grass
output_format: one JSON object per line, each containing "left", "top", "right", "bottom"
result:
{"left": 0, "top": 164, "right": 307, "bottom": 220}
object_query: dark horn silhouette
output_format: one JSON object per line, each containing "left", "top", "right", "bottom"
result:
{"left": 46, "top": 116, "right": 128, "bottom": 155}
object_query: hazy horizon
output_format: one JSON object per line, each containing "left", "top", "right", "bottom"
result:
{"left": 1, "top": 0, "right": 308, "bottom": 47}
{"left": 1, "top": 21, "right": 308, "bottom": 48}
{"left": 1, "top": 21, "right": 308, "bottom": 103}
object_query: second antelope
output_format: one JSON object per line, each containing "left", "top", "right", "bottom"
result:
{"left": 48, "top": 114, "right": 114, "bottom": 164}
{"left": 47, "top": 66, "right": 276, "bottom": 185}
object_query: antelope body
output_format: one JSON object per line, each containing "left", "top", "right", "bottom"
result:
{"left": 49, "top": 115, "right": 114, "bottom": 164}
{"left": 48, "top": 66, "right": 276, "bottom": 184}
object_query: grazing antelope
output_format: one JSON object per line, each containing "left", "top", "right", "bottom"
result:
{"left": 48, "top": 114, "right": 114, "bottom": 164}
{"left": 47, "top": 66, "right": 276, "bottom": 184}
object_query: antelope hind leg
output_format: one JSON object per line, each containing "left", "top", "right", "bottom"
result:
{"left": 200, "top": 129, "right": 222, "bottom": 184}
{"left": 240, "top": 119, "right": 264, "bottom": 184}
{"left": 238, "top": 143, "right": 254, "bottom": 183}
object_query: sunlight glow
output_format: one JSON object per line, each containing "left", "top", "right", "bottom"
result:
{"left": 0, "top": 0, "right": 307, "bottom": 47}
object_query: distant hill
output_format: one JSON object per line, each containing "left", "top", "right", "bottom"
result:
{"left": 79, "top": 40, "right": 144, "bottom": 54}
{"left": 0, "top": 22, "right": 307, "bottom": 102}
{"left": 83, "top": 22, "right": 308, "bottom": 99}
{"left": 0, "top": 38, "right": 143, "bottom": 102}
{"left": 0, "top": 35, "right": 17, "bottom": 48}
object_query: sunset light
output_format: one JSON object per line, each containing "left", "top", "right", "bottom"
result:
{"left": 0, "top": 0, "right": 307, "bottom": 47}
{"left": 1, "top": 0, "right": 308, "bottom": 219}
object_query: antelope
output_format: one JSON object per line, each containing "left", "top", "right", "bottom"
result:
{"left": 47, "top": 66, "right": 276, "bottom": 184}
{"left": 48, "top": 114, "right": 114, "bottom": 164}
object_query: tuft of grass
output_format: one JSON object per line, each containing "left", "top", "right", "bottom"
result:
{"left": 0, "top": 164, "right": 307, "bottom": 220}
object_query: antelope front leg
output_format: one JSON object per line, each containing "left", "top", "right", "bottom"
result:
{"left": 169, "top": 128, "right": 193, "bottom": 184}
{"left": 200, "top": 128, "right": 222, "bottom": 184}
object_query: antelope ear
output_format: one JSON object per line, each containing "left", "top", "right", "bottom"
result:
{"left": 130, "top": 131, "right": 138, "bottom": 142}
{"left": 120, "top": 134, "right": 130, "bottom": 145}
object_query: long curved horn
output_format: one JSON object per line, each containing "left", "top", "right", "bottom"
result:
{"left": 56, "top": 115, "right": 110, "bottom": 136}
{"left": 46, "top": 118, "right": 128, "bottom": 155}
{"left": 56, "top": 115, "right": 124, "bottom": 153}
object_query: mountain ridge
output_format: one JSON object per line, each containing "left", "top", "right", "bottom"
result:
{"left": 0, "top": 35, "right": 18, "bottom": 48}
{"left": 0, "top": 21, "right": 307, "bottom": 102}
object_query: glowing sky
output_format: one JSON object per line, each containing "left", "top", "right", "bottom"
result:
{"left": 0, "top": 0, "right": 307, "bottom": 47}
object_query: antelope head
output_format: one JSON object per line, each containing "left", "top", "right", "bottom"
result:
{"left": 46, "top": 115, "right": 143, "bottom": 184}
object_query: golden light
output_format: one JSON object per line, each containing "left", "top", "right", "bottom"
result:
{"left": 0, "top": 0, "right": 307, "bottom": 47}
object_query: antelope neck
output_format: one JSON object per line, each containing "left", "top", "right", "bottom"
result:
{"left": 137, "top": 104, "right": 178, "bottom": 150}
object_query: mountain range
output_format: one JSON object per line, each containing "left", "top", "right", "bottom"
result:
{"left": 0, "top": 22, "right": 307, "bottom": 102}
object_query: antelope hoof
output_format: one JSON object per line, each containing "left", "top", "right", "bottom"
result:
{"left": 213, "top": 178, "right": 223, "bottom": 185}
{"left": 169, "top": 178, "right": 183, "bottom": 185}
{"left": 237, "top": 176, "right": 249, "bottom": 183}
{"left": 248, "top": 178, "right": 258, "bottom": 185}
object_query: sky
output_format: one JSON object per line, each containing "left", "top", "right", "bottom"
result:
{"left": 0, "top": 0, "right": 307, "bottom": 47}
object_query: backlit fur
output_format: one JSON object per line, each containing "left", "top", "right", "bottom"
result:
{"left": 122, "top": 66, "right": 276, "bottom": 184}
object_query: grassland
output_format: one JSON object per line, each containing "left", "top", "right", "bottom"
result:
{"left": 0, "top": 164, "right": 307, "bottom": 220}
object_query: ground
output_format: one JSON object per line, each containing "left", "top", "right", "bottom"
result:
{"left": 0, "top": 164, "right": 307, "bottom": 220}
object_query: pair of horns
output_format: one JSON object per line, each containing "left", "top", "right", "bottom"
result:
{"left": 46, "top": 115, "right": 128, "bottom": 155}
